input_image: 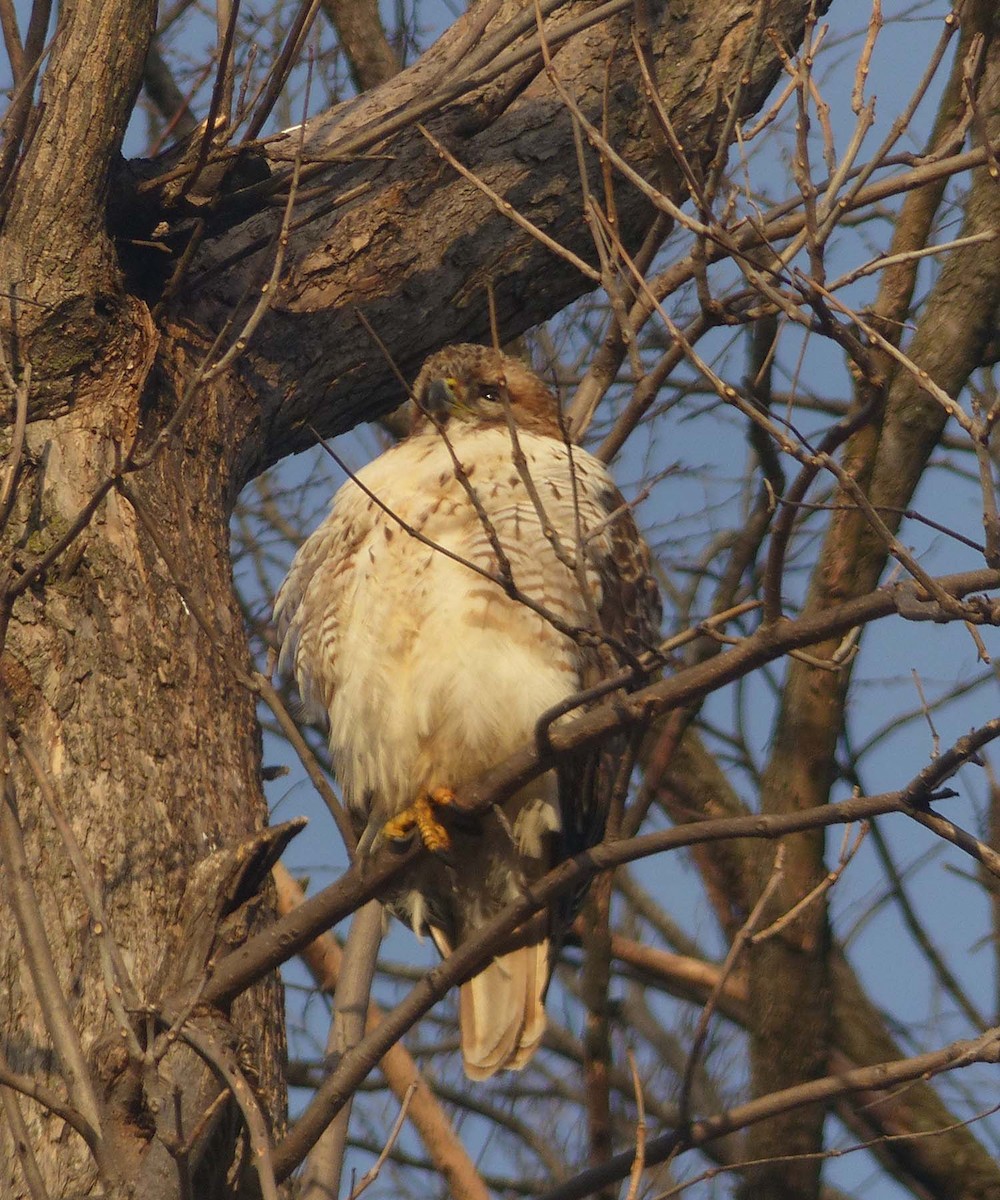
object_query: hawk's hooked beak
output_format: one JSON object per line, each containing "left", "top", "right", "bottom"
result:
{"left": 424, "top": 376, "right": 460, "bottom": 417}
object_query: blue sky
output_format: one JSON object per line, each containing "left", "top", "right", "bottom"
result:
{"left": 232, "top": 3, "right": 1000, "bottom": 1195}
{"left": 5, "top": 1, "right": 997, "bottom": 1195}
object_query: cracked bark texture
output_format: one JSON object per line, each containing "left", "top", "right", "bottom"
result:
{"left": 0, "top": 0, "right": 830, "bottom": 1196}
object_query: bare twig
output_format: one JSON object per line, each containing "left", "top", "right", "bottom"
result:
{"left": 852, "top": 0, "right": 882, "bottom": 114}
{"left": 180, "top": 1018, "right": 280, "bottom": 1200}
{"left": 624, "top": 1050, "right": 646, "bottom": 1200}
{"left": 751, "top": 824, "right": 868, "bottom": 942}
{"left": 0, "top": 349, "right": 29, "bottom": 534}
{"left": 863, "top": 812, "right": 987, "bottom": 1030}
{"left": 136, "top": 61, "right": 311, "bottom": 468}
{"left": 243, "top": 0, "right": 323, "bottom": 142}
{"left": 0, "top": 1086, "right": 51, "bottom": 1200}
{"left": 910, "top": 669, "right": 941, "bottom": 759}
{"left": 255, "top": 671, "right": 357, "bottom": 856}
{"left": 0, "top": 1052, "right": 94, "bottom": 1146}
{"left": 678, "top": 845, "right": 786, "bottom": 1127}
{"left": 347, "top": 1082, "right": 418, "bottom": 1200}
{"left": 828, "top": 229, "right": 998, "bottom": 293}
{"left": 272, "top": 864, "right": 490, "bottom": 1200}
{"left": 8, "top": 476, "right": 118, "bottom": 600}
{"left": 537, "top": 1028, "right": 1000, "bottom": 1200}
{"left": 417, "top": 122, "right": 600, "bottom": 284}
{"left": 0, "top": 727, "right": 108, "bottom": 1163}
{"left": 803, "top": 276, "right": 976, "bottom": 436}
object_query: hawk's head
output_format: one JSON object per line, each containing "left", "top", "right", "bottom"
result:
{"left": 411, "top": 344, "right": 561, "bottom": 436}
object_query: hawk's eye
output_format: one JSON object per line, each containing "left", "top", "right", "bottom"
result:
{"left": 478, "top": 383, "right": 504, "bottom": 404}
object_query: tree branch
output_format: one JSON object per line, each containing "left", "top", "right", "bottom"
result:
{"left": 538, "top": 1028, "right": 1000, "bottom": 1200}
{"left": 177, "top": 0, "right": 830, "bottom": 476}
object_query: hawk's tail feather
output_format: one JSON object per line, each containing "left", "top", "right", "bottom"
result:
{"left": 459, "top": 939, "right": 548, "bottom": 1080}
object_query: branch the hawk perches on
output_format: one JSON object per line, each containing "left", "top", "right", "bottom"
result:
{"left": 275, "top": 344, "right": 661, "bottom": 1078}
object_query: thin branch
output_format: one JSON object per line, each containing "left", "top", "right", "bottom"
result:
{"left": 0, "top": 0, "right": 24, "bottom": 82}
{"left": 272, "top": 864, "right": 490, "bottom": 1200}
{"left": 0, "top": 348, "right": 29, "bottom": 534}
{"left": 243, "top": 0, "right": 323, "bottom": 142}
{"left": 804, "top": 275, "right": 975, "bottom": 435}
{"left": 180, "top": 1018, "right": 280, "bottom": 1200}
{"left": 0, "top": 1053, "right": 94, "bottom": 1145}
{"left": 539, "top": 1029, "right": 1000, "bottom": 1200}
{"left": 418, "top": 122, "right": 600, "bottom": 284}
{"left": 863, "top": 811, "right": 987, "bottom": 1030}
{"left": 678, "top": 845, "right": 786, "bottom": 1127}
{"left": 190, "top": 568, "right": 1000, "bottom": 1014}
{"left": 0, "top": 11, "right": 53, "bottom": 207}
{"left": 751, "top": 823, "right": 868, "bottom": 942}
{"left": 256, "top": 672, "right": 356, "bottom": 855}
{"left": 623, "top": 1051, "right": 645, "bottom": 1200}
{"left": 0, "top": 1086, "right": 51, "bottom": 1200}
{"left": 8, "top": 476, "right": 118, "bottom": 600}
{"left": 0, "top": 727, "right": 107, "bottom": 1159}
{"left": 347, "top": 1083, "right": 419, "bottom": 1200}
{"left": 828, "top": 229, "right": 998, "bottom": 293}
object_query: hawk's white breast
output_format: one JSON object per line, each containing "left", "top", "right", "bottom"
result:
{"left": 275, "top": 424, "right": 617, "bottom": 824}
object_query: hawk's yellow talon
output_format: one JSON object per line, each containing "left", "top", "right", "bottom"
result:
{"left": 384, "top": 788, "right": 456, "bottom": 853}
{"left": 382, "top": 808, "right": 418, "bottom": 842}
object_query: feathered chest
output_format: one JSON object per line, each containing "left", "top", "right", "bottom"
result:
{"left": 275, "top": 424, "right": 624, "bottom": 806}
{"left": 334, "top": 426, "right": 613, "bottom": 609}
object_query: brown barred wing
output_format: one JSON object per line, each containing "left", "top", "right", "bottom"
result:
{"left": 552, "top": 483, "right": 662, "bottom": 938}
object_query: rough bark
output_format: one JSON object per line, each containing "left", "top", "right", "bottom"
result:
{"left": 0, "top": 0, "right": 832, "bottom": 1195}
{"left": 0, "top": 312, "right": 289, "bottom": 1196}
{"left": 180, "top": 0, "right": 829, "bottom": 477}
{"left": 1, "top": 0, "right": 158, "bottom": 398}
{"left": 320, "top": 0, "right": 400, "bottom": 92}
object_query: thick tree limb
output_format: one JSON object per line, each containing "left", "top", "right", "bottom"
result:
{"left": 177, "top": 0, "right": 829, "bottom": 478}
{"left": 742, "top": 7, "right": 1000, "bottom": 1192}
{"left": 0, "top": 0, "right": 157, "bottom": 362}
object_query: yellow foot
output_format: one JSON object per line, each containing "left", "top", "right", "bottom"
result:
{"left": 383, "top": 787, "right": 457, "bottom": 854}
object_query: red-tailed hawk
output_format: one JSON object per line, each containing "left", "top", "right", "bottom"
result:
{"left": 275, "top": 344, "right": 660, "bottom": 1078}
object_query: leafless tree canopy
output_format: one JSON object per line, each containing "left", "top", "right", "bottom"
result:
{"left": 2, "top": 0, "right": 1000, "bottom": 1198}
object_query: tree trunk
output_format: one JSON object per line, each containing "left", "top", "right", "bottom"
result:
{"left": 0, "top": 0, "right": 832, "bottom": 1193}
{"left": 0, "top": 323, "right": 285, "bottom": 1197}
